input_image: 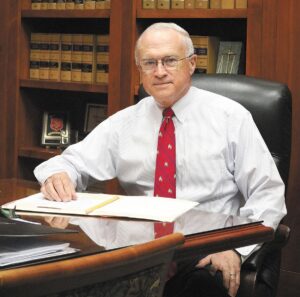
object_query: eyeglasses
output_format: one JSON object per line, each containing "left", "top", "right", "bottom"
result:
{"left": 139, "top": 55, "right": 193, "bottom": 72}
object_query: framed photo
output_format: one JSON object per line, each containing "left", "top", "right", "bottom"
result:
{"left": 84, "top": 103, "right": 108, "bottom": 133}
{"left": 41, "top": 111, "right": 71, "bottom": 147}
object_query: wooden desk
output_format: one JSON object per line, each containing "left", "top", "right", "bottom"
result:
{"left": 0, "top": 179, "right": 274, "bottom": 296}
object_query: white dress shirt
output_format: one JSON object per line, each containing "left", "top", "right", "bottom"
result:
{"left": 34, "top": 86, "right": 286, "bottom": 256}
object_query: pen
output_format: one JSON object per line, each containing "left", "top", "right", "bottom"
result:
{"left": 85, "top": 195, "right": 119, "bottom": 214}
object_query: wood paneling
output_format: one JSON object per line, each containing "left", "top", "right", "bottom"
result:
{"left": 259, "top": 1, "right": 300, "bottom": 296}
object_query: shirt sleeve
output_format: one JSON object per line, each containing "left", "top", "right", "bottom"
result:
{"left": 230, "top": 111, "right": 287, "bottom": 231}
{"left": 34, "top": 117, "right": 118, "bottom": 191}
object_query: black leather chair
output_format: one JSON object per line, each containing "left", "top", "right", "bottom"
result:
{"left": 138, "top": 74, "right": 292, "bottom": 297}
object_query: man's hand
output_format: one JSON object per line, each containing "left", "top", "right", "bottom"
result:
{"left": 44, "top": 216, "right": 70, "bottom": 229}
{"left": 41, "top": 172, "right": 77, "bottom": 202}
{"left": 196, "top": 250, "right": 241, "bottom": 297}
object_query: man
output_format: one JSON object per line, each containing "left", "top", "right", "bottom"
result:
{"left": 34, "top": 23, "right": 286, "bottom": 297}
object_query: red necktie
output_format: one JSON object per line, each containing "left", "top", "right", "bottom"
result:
{"left": 154, "top": 108, "right": 176, "bottom": 238}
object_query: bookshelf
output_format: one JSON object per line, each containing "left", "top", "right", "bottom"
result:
{"left": 126, "top": 0, "right": 263, "bottom": 102}
{"left": 8, "top": 0, "right": 263, "bottom": 186}
{"left": 13, "top": 0, "right": 128, "bottom": 183}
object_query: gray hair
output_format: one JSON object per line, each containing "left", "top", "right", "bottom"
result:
{"left": 135, "top": 22, "right": 194, "bottom": 64}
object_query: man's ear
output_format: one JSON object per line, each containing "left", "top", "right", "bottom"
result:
{"left": 189, "top": 54, "right": 197, "bottom": 75}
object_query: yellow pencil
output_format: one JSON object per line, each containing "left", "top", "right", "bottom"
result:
{"left": 85, "top": 195, "right": 119, "bottom": 214}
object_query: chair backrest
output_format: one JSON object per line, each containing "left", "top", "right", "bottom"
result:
{"left": 138, "top": 74, "right": 292, "bottom": 186}
{"left": 0, "top": 232, "right": 185, "bottom": 297}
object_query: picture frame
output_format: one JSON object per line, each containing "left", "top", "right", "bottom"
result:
{"left": 84, "top": 103, "right": 108, "bottom": 133}
{"left": 41, "top": 111, "right": 71, "bottom": 147}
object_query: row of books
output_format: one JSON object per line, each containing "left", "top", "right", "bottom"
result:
{"left": 31, "top": 0, "right": 111, "bottom": 10}
{"left": 29, "top": 33, "right": 109, "bottom": 84}
{"left": 191, "top": 35, "right": 243, "bottom": 74}
{"left": 143, "top": 0, "right": 247, "bottom": 9}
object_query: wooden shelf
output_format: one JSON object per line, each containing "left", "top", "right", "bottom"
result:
{"left": 21, "top": 9, "right": 110, "bottom": 19}
{"left": 19, "top": 146, "right": 62, "bottom": 160}
{"left": 20, "top": 79, "right": 108, "bottom": 94}
{"left": 137, "top": 9, "right": 248, "bottom": 19}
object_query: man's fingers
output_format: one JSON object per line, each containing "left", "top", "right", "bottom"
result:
{"left": 196, "top": 255, "right": 212, "bottom": 268}
{"left": 41, "top": 172, "right": 75, "bottom": 201}
{"left": 228, "top": 272, "right": 240, "bottom": 297}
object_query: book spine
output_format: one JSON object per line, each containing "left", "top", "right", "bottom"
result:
{"left": 195, "top": 0, "right": 209, "bottom": 8}
{"left": 84, "top": 0, "right": 96, "bottom": 9}
{"left": 29, "top": 33, "right": 40, "bottom": 80}
{"left": 74, "top": 0, "right": 84, "bottom": 9}
{"left": 49, "top": 33, "right": 61, "bottom": 81}
{"left": 235, "top": 0, "right": 247, "bottom": 8}
{"left": 65, "top": 0, "right": 75, "bottom": 9}
{"left": 95, "top": 0, "right": 106, "bottom": 9}
{"left": 184, "top": 0, "right": 195, "bottom": 9}
{"left": 96, "top": 34, "right": 109, "bottom": 84}
{"left": 171, "top": 0, "right": 184, "bottom": 9}
{"left": 157, "top": 0, "right": 170, "bottom": 9}
{"left": 210, "top": 0, "right": 221, "bottom": 8}
{"left": 57, "top": 0, "right": 66, "bottom": 9}
{"left": 81, "top": 34, "right": 96, "bottom": 83}
{"left": 60, "top": 34, "right": 72, "bottom": 81}
{"left": 32, "top": 0, "right": 42, "bottom": 10}
{"left": 142, "top": 0, "right": 156, "bottom": 9}
{"left": 104, "top": 0, "right": 110, "bottom": 8}
{"left": 221, "top": 0, "right": 234, "bottom": 9}
{"left": 71, "top": 34, "right": 83, "bottom": 82}
{"left": 39, "top": 33, "right": 50, "bottom": 80}
{"left": 48, "top": 0, "right": 57, "bottom": 9}
{"left": 41, "top": 0, "right": 49, "bottom": 10}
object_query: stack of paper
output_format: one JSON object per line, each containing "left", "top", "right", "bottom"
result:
{"left": 0, "top": 238, "right": 79, "bottom": 267}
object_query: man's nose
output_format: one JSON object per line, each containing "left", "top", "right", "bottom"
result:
{"left": 154, "top": 60, "right": 167, "bottom": 76}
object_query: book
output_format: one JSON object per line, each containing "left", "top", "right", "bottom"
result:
{"left": 41, "top": 0, "right": 49, "bottom": 10}
{"left": 191, "top": 35, "right": 220, "bottom": 74}
{"left": 39, "top": 33, "right": 50, "bottom": 80}
{"left": 71, "top": 34, "right": 83, "bottom": 82}
{"left": 57, "top": 0, "right": 66, "bottom": 9}
{"left": 216, "top": 41, "right": 243, "bottom": 74}
{"left": 48, "top": 0, "right": 57, "bottom": 9}
{"left": 96, "top": 34, "right": 109, "bottom": 84}
{"left": 81, "top": 34, "right": 96, "bottom": 83}
{"left": 195, "top": 0, "right": 209, "bottom": 9}
{"left": 49, "top": 33, "right": 61, "bottom": 81}
{"left": 60, "top": 34, "right": 72, "bottom": 81}
{"left": 96, "top": 0, "right": 106, "bottom": 9}
{"left": 143, "top": 0, "right": 156, "bottom": 9}
{"left": 157, "top": 0, "right": 170, "bottom": 9}
{"left": 235, "top": 0, "right": 247, "bottom": 8}
{"left": 84, "top": 0, "right": 96, "bottom": 9}
{"left": 105, "top": 0, "right": 111, "bottom": 8}
{"left": 221, "top": 0, "right": 234, "bottom": 9}
{"left": 29, "top": 33, "right": 40, "bottom": 80}
{"left": 32, "top": 0, "right": 42, "bottom": 10}
{"left": 171, "top": 0, "right": 184, "bottom": 9}
{"left": 210, "top": 0, "right": 221, "bottom": 8}
{"left": 74, "top": 0, "right": 84, "bottom": 9}
{"left": 65, "top": 0, "right": 75, "bottom": 9}
{"left": 2, "top": 192, "right": 199, "bottom": 222}
{"left": 184, "top": 0, "right": 195, "bottom": 9}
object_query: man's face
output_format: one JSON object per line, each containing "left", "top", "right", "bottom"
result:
{"left": 137, "top": 29, "right": 196, "bottom": 108}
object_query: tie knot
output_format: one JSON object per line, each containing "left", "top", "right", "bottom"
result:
{"left": 163, "top": 108, "right": 174, "bottom": 118}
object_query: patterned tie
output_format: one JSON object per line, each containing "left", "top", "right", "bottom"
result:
{"left": 154, "top": 108, "right": 176, "bottom": 238}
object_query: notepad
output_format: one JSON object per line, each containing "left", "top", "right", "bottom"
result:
{"left": 2, "top": 193, "right": 198, "bottom": 222}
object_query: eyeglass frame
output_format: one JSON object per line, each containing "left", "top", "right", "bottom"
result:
{"left": 138, "top": 54, "right": 194, "bottom": 72}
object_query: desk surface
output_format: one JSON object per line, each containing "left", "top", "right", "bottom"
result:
{"left": 0, "top": 178, "right": 274, "bottom": 265}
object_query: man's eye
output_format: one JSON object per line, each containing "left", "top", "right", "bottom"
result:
{"left": 143, "top": 60, "right": 156, "bottom": 66}
{"left": 164, "top": 57, "right": 178, "bottom": 65}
